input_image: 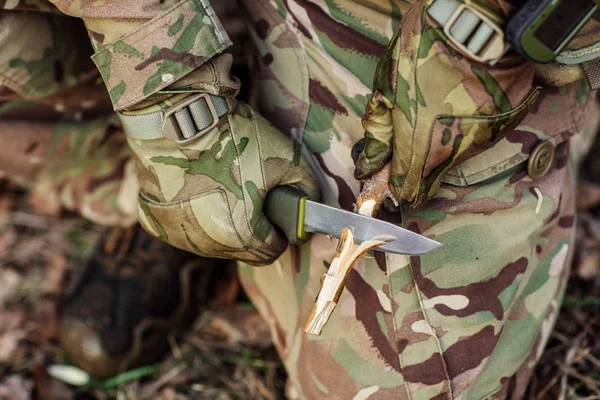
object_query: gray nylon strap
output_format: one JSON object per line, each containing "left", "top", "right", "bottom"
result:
{"left": 119, "top": 94, "right": 229, "bottom": 141}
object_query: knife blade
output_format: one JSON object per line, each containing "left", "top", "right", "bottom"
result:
{"left": 264, "top": 186, "right": 442, "bottom": 255}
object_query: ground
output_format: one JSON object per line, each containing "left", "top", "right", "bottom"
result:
{"left": 0, "top": 181, "right": 286, "bottom": 400}
{"left": 1, "top": 167, "right": 600, "bottom": 399}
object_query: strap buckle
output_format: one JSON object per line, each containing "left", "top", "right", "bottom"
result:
{"left": 163, "top": 93, "right": 220, "bottom": 144}
{"left": 429, "top": 0, "right": 507, "bottom": 64}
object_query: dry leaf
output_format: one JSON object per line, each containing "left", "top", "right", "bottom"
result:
{"left": 28, "top": 189, "right": 61, "bottom": 218}
{"left": 41, "top": 254, "right": 66, "bottom": 295}
{"left": 0, "top": 330, "right": 26, "bottom": 362}
{"left": 0, "top": 375, "right": 32, "bottom": 400}
{"left": 34, "top": 298, "right": 60, "bottom": 340}
{"left": 0, "top": 307, "right": 26, "bottom": 363}
{"left": 0, "top": 308, "right": 24, "bottom": 332}
{"left": 32, "top": 365, "right": 74, "bottom": 400}
{"left": 204, "top": 307, "right": 272, "bottom": 348}
{"left": 0, "top": 269, "right": 22, "bottom": 306}
{"left": 0, "top": 229, "right": 16, "bottom": 257}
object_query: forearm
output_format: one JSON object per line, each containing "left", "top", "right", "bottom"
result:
{"left": 47, "top": 0, "right": 235, "bottom": 111}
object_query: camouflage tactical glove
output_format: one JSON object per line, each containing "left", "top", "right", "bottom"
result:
{"left": 48, "top": 0, "right": 319, "bottom": 264}
{"left": 354, "top": 0, "right": 538, "bottom": 206}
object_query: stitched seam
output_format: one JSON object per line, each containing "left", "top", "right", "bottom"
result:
{"left": 251, "top": 107, "right": 278, "bottom": 253}
{"left": 253, "top": 111, "right": 268, "bottom": 197}
{"left": 265, "top": 0, "right": 311, "bottom": 145}
{"left": 444, "top": 158, "right": 528, "bottom": 181}
{"left": 229, "top": 113, "right": 279, "bottom": 257}
{"left": 435, "top": 87, "right": 539, "bottom": 122}
{"left": 400, "top": 15, "right": 422, "bottom": 203}
{"left": 438, "top": 88, "right": 541, "bottom": 183}
{"left": 412, "top": 278, "right": 454, "bottom": 399}
{"left": 386, "top": 253, "right": 414, "bottom": 400}
{"left": 0, "top": 72, "right": 31, "bottom": 97}
{"left": 229, "top": 115, "right": 269, "bottom": 256}
{"left": 458, "top": 164, "right": 468, "bottom": 185}
{"left": 559, "top": 42, "right": 600, "bottom": 59}
{"left": 392, "top": 7, "right": 429, "bottom": 396}
{"left": 201, "top": 0, "right": 227, "bottom": 44}
{"left": 208, "top": 59, "right": 218, "bottom": 86}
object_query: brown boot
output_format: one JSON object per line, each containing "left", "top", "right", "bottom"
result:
{"left": 58, "top": 226, "right": 235, "bottom": 379}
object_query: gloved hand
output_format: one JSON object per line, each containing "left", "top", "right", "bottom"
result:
{"left": 353, "top": 0, "right": 538, "bottom": 206}
{"left": 129, "top": 86, "right": 320, "bottom": 265}
{"left": 49, "top": 0, "right": 320, "bottom": 264}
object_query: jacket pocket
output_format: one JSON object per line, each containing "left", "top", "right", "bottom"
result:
{"left": 436, "top": 88, "right": 540, "bottom": 187}
{"left": 442, "top": 80, "right": 593, "bottom": 186}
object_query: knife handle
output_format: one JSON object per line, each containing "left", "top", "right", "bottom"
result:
{"left": 264, "top": 186, "right": 309, "bottom": 245}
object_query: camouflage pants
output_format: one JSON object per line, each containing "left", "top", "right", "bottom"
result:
{"left": 237, "top": 1, "right": 600, "bottom": 399}
{"left": 1, "top": 2, "right": 599, "bottom": 399}
{"left": 0, "top": 11, "right": 137, "bottom": 227}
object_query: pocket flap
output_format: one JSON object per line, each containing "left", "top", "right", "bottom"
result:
{"left": 442, "top": 82, "right": 593, "bottom": 186}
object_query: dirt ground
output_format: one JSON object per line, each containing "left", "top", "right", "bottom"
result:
{"left": 0, "top": 182, "right": 287, "bottom": 400}
{"left": 1, "top": 154, "right": 600, "bottom": 400}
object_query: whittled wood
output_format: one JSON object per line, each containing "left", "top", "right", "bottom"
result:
{"left": 303, "top": 229, "right": 389, "bottom": 335}
{"left": 304, "top": 162, "right": 398, "bottom": 336}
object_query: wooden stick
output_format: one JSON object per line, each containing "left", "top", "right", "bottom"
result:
{"left": 303, "top": 229, "right": 389, "bottom": 335}
{"left": 304, "top": 162, "right": 397, "bottom": 336}
{"left": 354, "top": 162, "right": 397, "bottom": 217}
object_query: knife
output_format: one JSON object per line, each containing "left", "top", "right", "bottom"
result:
{"left": 264, "top": 186, "right": 442, "bottom": 255}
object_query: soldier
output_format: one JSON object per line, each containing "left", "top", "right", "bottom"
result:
{"left": 0, "top": 2, "right": 241, "bottom": 379}
{"left": 1, "top": 0, "right": 600, "bottom": 399}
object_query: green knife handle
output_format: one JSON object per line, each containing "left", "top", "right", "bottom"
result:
{"left": 264, "top": 186, "right": 309, "bottom": 245}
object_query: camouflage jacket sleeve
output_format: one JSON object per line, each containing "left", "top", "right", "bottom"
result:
{"left": 47, "top": 0, "right": 233, "bottom": 111}
{"left": 354, "top": 0, "right": 538, "bottom": 207}
{"left": 47, "top": 0, "right": 320, "bottom": 265}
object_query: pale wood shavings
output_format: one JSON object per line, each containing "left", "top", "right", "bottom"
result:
{"left": 304, "top": 162, "right": 398, "bottom": 336}
{"left": 305, "top": 162, "right": 399, "bottom": 335}
{"left": 304, "top": 229, "right": 389, "bottom": 335}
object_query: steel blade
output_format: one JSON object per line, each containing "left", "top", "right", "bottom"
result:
{"left": 304, "top": 200, "right": 441, "bottom": 255}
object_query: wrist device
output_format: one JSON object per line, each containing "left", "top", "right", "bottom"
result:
{"left": 506, "top": 0, "right": 600, "bottom": 63}
{"left": 428, "top": 0, "right": 600, "bottom": 64}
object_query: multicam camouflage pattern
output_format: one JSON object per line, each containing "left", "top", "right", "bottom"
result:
{"left": 0, "top": 10, "right": 135, "bottom": 226}
{"left": 38, "top": 0, "right": 322, "bottom": 264}
{"left": 0, "top": 106, "right": 138, "bottom": 226}
{"left": 236, "top": 0, "right": 600, "bottom": 399}
{"left": 354, "top": 0, "right": 539, "bottom": 207}
{"left": 1, "top": 0, "right": 600, "bottom": 398}
{"left": 130, "top": 97, "right": 319, "bottom": 265}
{"left": 0, "top": 11, "right": 98, "bottom": 100}
{"left": 48, "top": 0, "right": 232, "bottom": 110}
